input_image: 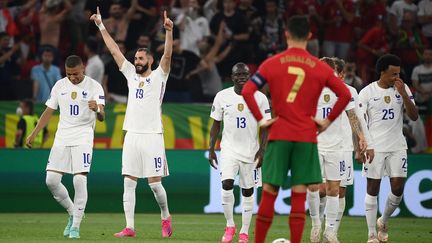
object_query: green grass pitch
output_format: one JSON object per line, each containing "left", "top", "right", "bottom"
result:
{"left": 0, "top": 213, "right": 431, "bottom": 242}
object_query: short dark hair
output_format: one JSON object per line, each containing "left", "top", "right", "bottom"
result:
{"left": 232, "top": 62, "right": 249, "bottom": 74}
{"left": 320, "top": 57, "right": 336, "bottom": 70}
{"left": 332, "top": 57, "right": 345, "bottom": 74}
{"left": 85, "top": 37, "right": 98, "bottom": 54}
{"left": 21, "top": 99, "right": 34, "bottom": 115}
{"left": 136, "top": 47, "right": 153, "bottom": 57}
{"left": 287, "top": 15, "right": 310, "bottom": 40}
{"left": 376, "top": 54, "right": 401, "bottom": 74}
{"left": 65, "top": 55, "right": 83, "bottom": 68}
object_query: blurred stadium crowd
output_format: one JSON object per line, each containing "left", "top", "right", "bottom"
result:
{"left": 0, "top": 0, "right": 431, "bottom": 152}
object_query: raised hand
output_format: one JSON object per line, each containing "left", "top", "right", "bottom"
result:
{"left": 90, "top": 6, "right": 102, "bottom": 26}
{"left": 394, "top": 78, "right": 407, "bottom": 97}
{"left": 163, "top": 10, "right": 173, "bottom": 31}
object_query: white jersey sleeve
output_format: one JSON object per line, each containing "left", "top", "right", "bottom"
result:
{"left": 120, "top": 60, "right": 137, "bottom": 88}
{"left": 258, "top": 92, "right": 272, "bottom": 120}
{"left": 45, "top": 81, "right": 60, "bottom": 110}
{"left": 210, "top": 92, "right": 223, "bottom": 121}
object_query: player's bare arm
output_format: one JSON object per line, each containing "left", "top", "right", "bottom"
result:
{"left": 255, "top": 128, "right": 268, "bottom": 168}
{"left": 26, "top": 107, "right": 55, "bottom": 148}
{"left": 90, "top": 7, "right": 126, "bottom": 69}
{"left": 208, "top": 119, "right": 221, "bottom": 169}
{"left": 346, "top": 109, "right": 367, "bottom": 153}
{"left": 160, "top": 11, "right": 173, "bottom": 73}
{"left": 395, "top": 78, "right": 419, "bottom": 121}
{"left": 88, "top": 100, "right": 105, "bottom": 122}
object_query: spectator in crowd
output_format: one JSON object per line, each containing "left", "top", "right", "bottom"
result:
{"left": 356, "top": 17, "right": 391, "bottom": 82}
{"left": 125, "top": 0, "right": 157, "bottom": 51}
{"left": 103, "top": 2, "right": 134, "bottom": 43}
{"left": 251, "top": 0, "right": 286, "bottom": 63}
{"left": 321, "top": 0, "right": 355, "bottom": 60}
{"left": 203, "top": 0, "right": 218, "bottom": 21}
{"left": 403, "top": 112, "right": 428, "bottom": 154}
{"left": 388, "top": 0, "right": 417, "bottom": 29}
{"left": 186, "top": 21, "right": 230, "bottom": 101}
{"left": 285, "top": 0, "right": 322, "bottom": 57}
{"left": 174, "top": 0, "right": 210, "bottom": 56}
{"left": 210, "top": 0, "right": 251, "bottom": 81}
{"left": 354, "top": 0, "right": 386, "bottom": 39}
{"left": 0, "top": 0, "right": 21, "bottom": 42}
{"left": 65, "top": 0, "right": 87, "bottom": 54}
{"left": 14, "top": 99, "right": 47, "bottom": 148}
{"left": 84, "top": 37, "right": 104, "bottom": 84}
{"left": 103, "top": 40, "right": 128, "bottom": 103}
{"left": 393, "top": 11, "right": 429, "bottom": 86}
{"left": 38, "top": 0, "right": 72, "bottom": 65}
{"left": 31, "top": 47, "right": 61, "bottom": 103}
{"left": 343, "top": 62, "right": 364, "bottom": 92}
{"left": 237, "top": 0, "right": 259, "bottom": 21}
{"left": 163, "top": 39, "right": 200, "bottom": 102}
{"left": 0, "top": 32, "right": 20, "bottom": 101}
{"left": 412, "top": 49, "right": 432, "bottom": 115}
{"left": 418, "top": 0, "right": 432, "bottom": 47}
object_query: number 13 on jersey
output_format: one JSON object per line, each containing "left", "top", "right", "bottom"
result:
{"left": 286, "top": 67, "right": 305, "bottom": 103}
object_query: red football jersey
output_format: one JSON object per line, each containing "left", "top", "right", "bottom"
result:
{"left": 242, "top": 48, "right": 351, "bottom": 143}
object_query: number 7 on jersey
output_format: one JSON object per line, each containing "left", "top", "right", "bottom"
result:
{"left": 286, "top": 67, "right": 305, "bottom": 103}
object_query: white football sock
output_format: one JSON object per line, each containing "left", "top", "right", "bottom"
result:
{"left": 149, "top": 182, "right": 170, "bottom": 219}
{"left": 381, "top": 192, "right": 402, "bottom": 224}
{"left": 123, "top": 177, "right": 137, "bottom": 229}
{"left": 325, "top": 195, "right": 339, "bottom": 231}
{"left": 319, "top": 196, "right": 327, "bottom": 224}
{"left": 365, "top": 193, "right": 378, "bottom": 236}
{"left": 334, "top": 197, "right": 346, "bottom": 233}
{"left": 45, "top": 171, "right": 74, "bottom": 216}
{"left": 240, "top": 195, "right": 253, "bottom": 234}
{"left": 307, "top": 189, "right": 321, "bottom": 227}
{"left": 72, "top": 174, "right": 87, "bottom": 228}
{"left": 221, "top": 189, "right": 235, "bottom": 227}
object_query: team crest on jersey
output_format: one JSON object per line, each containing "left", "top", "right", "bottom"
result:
{"left": 71, "top": 91, "right": 77, "bottom": 100}
{"left": 82, "top": 91, "right": 88, "bottom": 98}
{"left": 139, "top": 82, "right": 144, "bottom": 88}
{"left": 145, "top": 78, "right": 151, "bottom": 84}
{"left": 238, "top": 104, "right": 244, "bottom": 112}
{"left": 324, "top": 94, "right": 330, "bottom": 103}
{"left": 384, "top": 96, "right": 391, "bottom": 104}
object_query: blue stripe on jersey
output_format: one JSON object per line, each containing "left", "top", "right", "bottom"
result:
{"left": 409, "top": 95, "right": 414, "bottom": 99}
{"left": 251, "top": 72, "right": 267, "bottom": 88}
{"left": 99, "top": 95, "right": 105, "bottom": 99}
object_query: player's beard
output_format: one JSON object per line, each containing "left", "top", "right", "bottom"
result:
{"left": 135, "top": 62, "right": 149, "bottom": 74}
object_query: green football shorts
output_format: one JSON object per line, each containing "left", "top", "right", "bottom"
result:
{"left": 262, "top": 140, "right": 322, "bottom": 186}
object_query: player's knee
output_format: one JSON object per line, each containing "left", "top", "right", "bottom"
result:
{"left": 222, "top": 179, "right": 234, "bottom": 190}
{"left": 308, "top": 184, "right": 319, "bottom": 192}
{"left": 46, "top": 173, "right": 61, "bottom": 190}
{"left": 391, "top": 185, "right": 404, "bottom": 197}
{"left": 241, "top": 187, "right": 254, "bottom": 197}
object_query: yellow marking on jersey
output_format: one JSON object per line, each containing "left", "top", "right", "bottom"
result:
{"left": 238, "top": 104, "right": 244, "bottom": 112}
{"left": 286, "top": 67, "right": 306, "bottom": 103}
{"left": 71, "top": 92, "right": 77, "bottom": 100}
{"left": 384, "top": 96, "right": 391, "bottom": 104}
{"left": 280, "top": 55, "right": 316, "bottom": 68}
{"left": 324, "top": 94, "right": 330, "bottom": 103}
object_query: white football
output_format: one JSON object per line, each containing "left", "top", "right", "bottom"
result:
{"left": 272, "top": 238, "right": 290, "bottom": 243}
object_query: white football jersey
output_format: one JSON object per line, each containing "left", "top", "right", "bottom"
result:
{"left": 120, "top": 61, "right": 169, "bottom": 133}
{"left": 358, "top": 81, "right": 415, "bottom": 152}
{"left": 46, "top": 76, "right": 105, "bottom": 146}
{"left": 210, "top": 87, "right": 271, "bottom": 163}
{"left": 316, "top": 87, "right": 355, "bottom": 151}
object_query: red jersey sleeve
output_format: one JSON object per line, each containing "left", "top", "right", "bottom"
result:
{"left": 325, "top": 72, "right": 351, "bottom": 121}
{"left": 242, "top": 65, "right": 269, "bottom": 123}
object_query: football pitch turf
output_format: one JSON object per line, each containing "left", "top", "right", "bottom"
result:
{"left": 0, "top": 213, "right": 431, "bottom": 242}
